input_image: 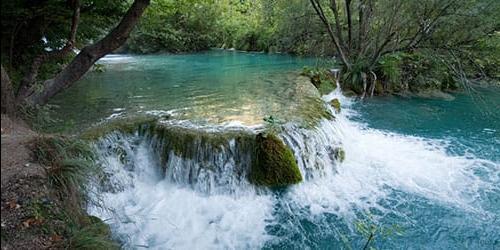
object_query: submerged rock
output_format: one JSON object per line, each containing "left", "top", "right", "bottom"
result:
{"left": 293, "top": 75, "right": 334, "bottom": 128}
{"left": 250, "top": 133, "right": 302, "bottom": 187}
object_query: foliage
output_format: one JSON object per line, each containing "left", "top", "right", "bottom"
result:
{"left": 25, "top": 199, "right": 117, "bottom": 249}
{"left": 125, "top": 0, "right": 334, "bottom": 55}
{"left": 1, "top": 0, "right": 498, "bottom": 107}
{"left": 68, "top": 216, "right": 118, "bottom": 250}
{"left": 127, "top": 0, "right": 221, "bottom": 53}
{"left": 302, "top": 66, "right": 338, "bottom": 94}
{"left": 308, "top": 0, "right": 500, "bottom": 95}
{"left": 354, "top": 213, "right": 404, "bottom": 249}
{"left": 30, "top": 136, "right": 117, "bottom": 248}
{"left": 377, "top": 54, "right": 403, "bottom": 87}
{"left": 20, "top": 104, "right": 59, "bottom": 131}
{"left": 32, "top": 136, "right": 97, "bottom": 203}
{"left": 1, "top": 0, "right": 127, "bottom": 81}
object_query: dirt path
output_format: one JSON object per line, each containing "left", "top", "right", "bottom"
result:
{"left": 1, "top": 115, "right": 59, "bottom": 249}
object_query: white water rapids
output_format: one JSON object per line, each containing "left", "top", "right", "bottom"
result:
{"left": 89, "top": 88, "right": 499, "bottom": 249}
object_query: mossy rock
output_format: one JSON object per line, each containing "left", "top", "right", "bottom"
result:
{"left": 330, "top": 98, "right": 341, "bottom": 113}
{"left": 250, "top": 133, "right": 302, "bottom": 187}
{"left": 144, "top": 124, "right": 256, "bottom": 168}
{"left": 333, "top": 147, "right": 345, "bottom": 162}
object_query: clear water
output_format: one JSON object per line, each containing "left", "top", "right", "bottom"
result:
{"left": 49, "top": 51, "right": 322, "bottom": 131}
{"left": 52, "top": 51, "right": 499, "bottom": 249}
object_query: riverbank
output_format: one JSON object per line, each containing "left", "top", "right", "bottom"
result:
{"left": 1, "top": 115, "right": 116, "bottom": 249}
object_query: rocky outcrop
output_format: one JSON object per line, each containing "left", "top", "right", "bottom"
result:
{"left": 249, "top": 133, "right": 302, "bottom": 187}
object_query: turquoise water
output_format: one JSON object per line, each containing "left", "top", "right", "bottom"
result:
{"left": 49, "top": 51, "right": 320, "bottom": 131}
{"left": 345, "top": 91, "right": 500, "bottom": 248}
{"left": 52, "top": 51, "right": 499, "bottom": 249}
{"left": 265, "top": 90, "right": 500, "bottom": 249}
{"left": 354, "top": 90, "right": 500, "bottom": 162}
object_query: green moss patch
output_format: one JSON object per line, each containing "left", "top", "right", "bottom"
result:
{"left": 301, "top": 67, "right": 338, "bottom": 95}
{"left": 146, "top": 124, "right": 256, "bottom": 166}
{"left": 330, "top": 98, "right": 341, "bottom": 113}
{"left": 250, "top": 133, "right": 302, "bottom": 187}
{"left": 333, "top": 147, "right": 345, "bottom": 162}
{"left": 293, "top": 76, "right": 334, "bottom": 128}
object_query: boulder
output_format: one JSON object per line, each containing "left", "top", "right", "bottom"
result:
{"left": 249, "top": 133, "right": 302, "bottom": 187}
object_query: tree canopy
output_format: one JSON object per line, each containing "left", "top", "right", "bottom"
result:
{"left": 1, "top": 0, "right": 499, "bottom": 112}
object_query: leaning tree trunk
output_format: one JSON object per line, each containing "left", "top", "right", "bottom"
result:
{"left": 24, "top": 0, "right": 150, "bottom": 106}
{"left": 17, "top": 0, "right": 81, "bottom": 101}
{"left": 1, "top": 65, "right": 17, "bottom": 117}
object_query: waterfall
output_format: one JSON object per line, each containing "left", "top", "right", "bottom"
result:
{"left": 88, "top": 87, "right": 499, "bottom": 249}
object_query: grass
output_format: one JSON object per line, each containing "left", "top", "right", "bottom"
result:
{"left": 31, "top": 136, "right": 119, "bottom": 248}
{"left": 33, "top": 136, "right": 96, "bottom": 200}
{"left": 68, "top": 217, "right": 119, "bottom": 250}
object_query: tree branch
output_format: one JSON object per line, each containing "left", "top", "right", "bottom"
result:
{"left": 25, "top": 0, "right": 150, "bottom": 106}
{"left": 309, "top": 0, "right": 351, "bottom": 68}
{"left": 345, "top": 0, "right": 353, "bottom": 48}
{"left": 17, "top": 0, "right": 81, "bottom": 101}
{"left": 329, "top": 0, "right": 346, "bottom": 51}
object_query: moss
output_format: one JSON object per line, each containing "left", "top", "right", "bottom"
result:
{"left": 287, "top": 76, "right": 333, "bottom": 128}
{"left": 146, "top": 124, "right": 256, "bottom": 166}
{"left": 333, "top": 147, "right": 345, "bottom": 162}
{"left": 317, "top": 79, "right": 337, "bottom": 95}
{"left": 250, "top": 133, "right": 302, "bottom": 187}
{"left": 330, "top": 98, "right": 341, "bottom": 113}
{"left": 302, "top": 67, "right": 338, "bottom": 95}
{"left": 79, "top": 115, "right": 158, "bottom": 140}
{"left": 297, "top": 96, "right": 334, "bottom": 129}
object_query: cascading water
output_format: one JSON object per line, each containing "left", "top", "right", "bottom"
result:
{"left": 89, "top": 87, "right": 499, "bottom": 249}
{"left": 73, "top": 52, "right": 499, "bottom": 249}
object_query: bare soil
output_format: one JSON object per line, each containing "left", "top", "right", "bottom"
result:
{"left": 1, "top": 115, "right": 64, "bottom": 249}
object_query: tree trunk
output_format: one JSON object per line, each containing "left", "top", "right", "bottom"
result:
{"left": 1, "top": 65, "right": 17, "bottom": 116}
{"left": 345, "top": 0, "right": 353, "bottom": 49}
{"left": 309, "top": 0, "right": 351, "bottom": 69}
{"left": 17, "top": 0, "right": 81, "bottom": 100}
{"left": 25, "top": 0, "right": 150, "bottom": 106}
{"left": 329, "top": 0, "right": 345, "bottom": 50}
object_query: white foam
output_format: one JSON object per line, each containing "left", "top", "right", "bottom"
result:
{"left": 90, "top": 88, "right": 498, "bottom": 248}
{"left": 93, "top": 183, "right": 273, "bottom": 249}
{"left": 90, "top": 137, "right": 273, "bottom": 250}
{"left": 286, "top": 90, "right": 499, "bottom": 220}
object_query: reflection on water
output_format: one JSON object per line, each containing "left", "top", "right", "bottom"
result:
{"left": 49, "top": 51, "right": 322, "bottom": 131}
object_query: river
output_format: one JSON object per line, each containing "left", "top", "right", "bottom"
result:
{"left": 50, "top": 51, "right": 499, "bottom": 249}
